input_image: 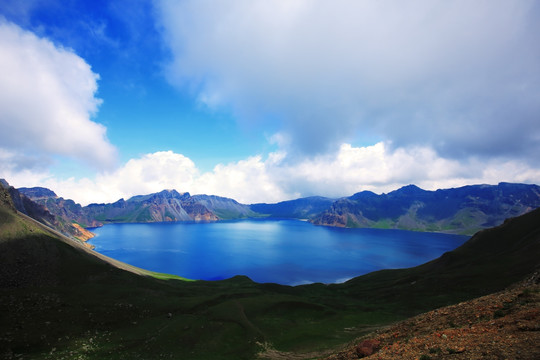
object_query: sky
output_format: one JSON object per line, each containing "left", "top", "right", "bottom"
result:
{"left": 0, "top": 0, "right": 539, "bottom": 206}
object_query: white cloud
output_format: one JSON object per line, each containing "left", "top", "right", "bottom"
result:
{"left": 156, "top": 0, "right": 540, "bottom": 162}
{"left": 32, "top": 151, "right": 197, "bottom": 205}
{"left": 193, "top": 155, "right": 292, "bottom": 204}
{"left": 0, "top": 20, "right": 117, "bottom": 170}
{"left": 4, "top": 144, "right": 540, "bottom": 206}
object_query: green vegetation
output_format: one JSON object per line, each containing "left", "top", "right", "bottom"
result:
{"left": 214, "top": 208, "right": 247, "bottom": 220}
{"left": 1, "top": 190, "right": 539, "bottom": 359}
{"left": 345, "top": 215, "right": 360, "bottom": 228}
{"left": 134, "top": 207, "right": 153, "bottom": 222}
{"left": 372, "top": 219, "right": 393, "bottom": 229}
{"left": 146, "top": 271, "right": 194, "bottom": 281}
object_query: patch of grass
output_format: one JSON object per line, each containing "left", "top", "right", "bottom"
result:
{"left": 135, "top": 207, "right": 153, "bottom": 222}
{"left": 346, "top": 216, "right": 361, "bottom": 228}
{"left": 372, "top": 219, "right": 394, "bottom": 229}
{"left": 214, "top": 209, "right": 246, "bottom": 220}
{"left": 146, "top": 271, "right": 194, "bottom": 281}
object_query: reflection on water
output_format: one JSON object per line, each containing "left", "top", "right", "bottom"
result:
{"left": 89, "top": 219, "right": 468, "bottom": 285}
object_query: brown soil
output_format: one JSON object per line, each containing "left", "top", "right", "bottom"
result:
{"left": 325, "top": 273, "right": 540, "bottom": 360}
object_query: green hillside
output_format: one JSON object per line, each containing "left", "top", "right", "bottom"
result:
{"left": 1, "top": 185, "right": 539, "bottom": 359}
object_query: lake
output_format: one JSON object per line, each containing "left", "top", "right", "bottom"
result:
{"left": 88, "top": 219, "right": 469, "bottom": 286}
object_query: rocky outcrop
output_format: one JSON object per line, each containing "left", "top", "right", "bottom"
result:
{"left": 1, "top": 180, "right": 86, "bottom": 240}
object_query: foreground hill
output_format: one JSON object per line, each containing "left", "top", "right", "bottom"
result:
{"left": 313, "top": 183, "right": 540, "bottom": 234}
{"left": 325, "top": 275, "right": 540, "bottom": 360}
{"left": 1, "top": 184, "right": 539, "bottom": 359}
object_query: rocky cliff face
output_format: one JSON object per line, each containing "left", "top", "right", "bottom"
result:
{"left": 312, "top": 183, "right": 540, "bottom": 234}
{"left": 1, "top": 180, "right": 87, "bottom": 240}
{"left": 19, "top": 188, "right": 222, "bottom": 225}
{"left": 15, "top": 186, "right": 223, "bottom": 237}
{"left": 18, "top": 188, "right": 100, "bottom": 228}
{"left": 84, "top": 190, "right": 218, "bottom": 223}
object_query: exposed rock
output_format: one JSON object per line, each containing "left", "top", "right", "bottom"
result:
{"left": 356, "top": 339, "right": 380, "bottom": 357}
{"left": 325, "top": 280, "right": 540, "bottom": 360}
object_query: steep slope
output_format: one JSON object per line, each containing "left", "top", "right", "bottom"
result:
{"left": 250, "top": 196, "right": 336, "bottom": 219}
{"left": 2, "top": 180, "right": 92, "bottom": 242}
{"left": 18, "top": 186, "right": 100, "bottom": 228}
{"left": 313, "top": 183, "right": 540, "bottom": 234}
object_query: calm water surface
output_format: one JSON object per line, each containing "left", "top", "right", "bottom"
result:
{"left": 88, "top": 219, "right": 468, "bottom": 285}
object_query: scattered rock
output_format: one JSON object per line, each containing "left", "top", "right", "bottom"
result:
{"left": 325, "top": 281, "right": 540, "bottom": 360}
{"left": 355, "top": 339, "right": 380, "bottom": 357}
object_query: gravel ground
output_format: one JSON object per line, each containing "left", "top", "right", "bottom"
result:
{"left": 326, "top": 273, "right": 540, "bottom": 360}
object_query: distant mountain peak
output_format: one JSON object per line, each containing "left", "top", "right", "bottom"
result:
{"left": 155, "top": 189, "right": 190, "bottom": 199}
{"left": 18, "top": 186, "right": 57, "bottom": 199}
{"left": 389, "top": 184, "right": 427, "bottom": 196}
{"left": 349, "top": 190, "right": 378, "bottom": 200}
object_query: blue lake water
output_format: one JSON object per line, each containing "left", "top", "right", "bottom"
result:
{"left": 88, "top": 219, "right": 469, "bottom": 286}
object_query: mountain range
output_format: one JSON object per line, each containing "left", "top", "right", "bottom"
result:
{"left": 11, "top": 181, "right": 540, "bottom": 239}
{"left": 1, "top": 177, "right": 539, "bottom": 359}
{"left": 312, "top": 183, "right": 540, "bottom": 234}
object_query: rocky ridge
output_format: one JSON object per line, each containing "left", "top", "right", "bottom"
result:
{"left": 312, "top": 183, "right": 540, "bottom": 234}
{"left": 0, "top": 180, "right": 89, "bottom": 241}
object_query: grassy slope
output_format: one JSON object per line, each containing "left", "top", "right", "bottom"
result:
{"left": 1, "top": 201, "right": 539, "bottom": 359}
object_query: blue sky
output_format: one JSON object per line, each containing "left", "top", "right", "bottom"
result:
{"left": 1, "top": 0, "right": 539, "bottom": 205}
{"left": 0, "top": 0, "right": 268, "bottom": 170}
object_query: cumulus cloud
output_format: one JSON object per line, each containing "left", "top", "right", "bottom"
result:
{"left": 5, "top": 145, "right": 540, "bottom": 206}
{"left": 156, "top": 0, "right": 540, "bottom": 161}
{"left": 0, "top": 20, "right": 117, "bottom": 170}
